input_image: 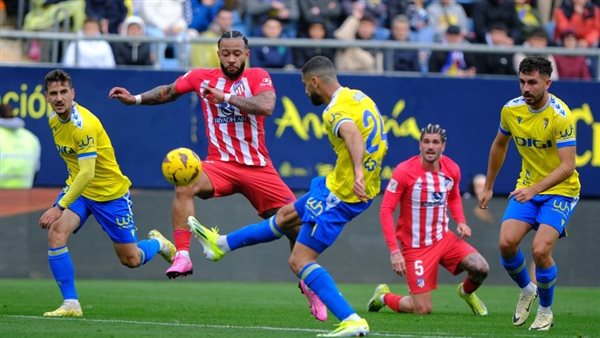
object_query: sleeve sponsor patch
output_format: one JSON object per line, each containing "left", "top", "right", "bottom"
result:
{"left": 387, "top": 178, "right": 398, "bottom": 193}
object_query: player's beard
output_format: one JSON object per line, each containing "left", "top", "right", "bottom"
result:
{"left": 523, "top": 90, "right": 543, "bottom": 107}
{"left": 221, "top": 61, "right": 246, "bottom": 80}
{"left": 309, "top": 91, "right": 324, "bottom": 106}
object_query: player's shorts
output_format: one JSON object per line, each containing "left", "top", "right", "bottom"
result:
{"left": 294, "top": 176, "right": 372, "bottom": 254}
{"left": 201, "top": 160, "right": 295, "bottom": 217}
{"left": 54, "top": 191, "right": 138, "bottom": 244}
{"left": 402, "top": 231, "right": 477, "bottom": 294}
{"left": 502, "top": 194, "right": 579, "bottom": 238}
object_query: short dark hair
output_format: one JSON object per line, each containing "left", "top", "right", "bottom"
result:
{"left": 0, "top": 104, "right": 15, "bottom": 118}
{"left": 301, "top": 56, "right": 337, "bottom": 83}
{"left": 420, "top": 123, "right": 447, "bottom": 143}
{"left": 44, "top": 69, "right": 73, "bottom": 91}
{"left": 218, "top": 30, "right": 249, "bottom": 49}
{"left": 519, "top": 56, "right": 553, "bottom": 78}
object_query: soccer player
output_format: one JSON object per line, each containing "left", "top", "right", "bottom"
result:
{"left": 189, "top": 55, "right": 387, "bottom": 336}
{"left": 367, "top": 123, "right": 490, "bottom": 316}
{"left": 478, "top": 56, "right": 580, "bottom": 331}
{"left": 40, "top": 69, "right": 175, "bottom": 317}
{"left": 108, "top": 31, "right": 326, "bottom": 320}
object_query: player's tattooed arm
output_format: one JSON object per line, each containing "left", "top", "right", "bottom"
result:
{"left": 230, "top": 91, "right": 275, "bottom": 116}
{"left": 141, "top": 83, "right": 182, "bottom": 105}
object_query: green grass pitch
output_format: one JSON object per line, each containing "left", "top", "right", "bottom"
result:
{"left": 1, "top": 279, "right": 599, "bottom": 337}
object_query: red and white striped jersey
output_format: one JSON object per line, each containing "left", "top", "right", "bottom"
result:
{"left": 379, "top": 155, "right": 466, "bottom": 251}
{"left": 175, "top": 68, "right": 275, "bottom": 166}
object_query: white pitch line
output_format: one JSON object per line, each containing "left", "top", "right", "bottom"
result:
{"left": 1, "top": 315, "right": 541, "bottom": 337}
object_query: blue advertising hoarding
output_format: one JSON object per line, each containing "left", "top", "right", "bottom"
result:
{"left": 1, "top": 66, "right": 598, "bottom": 196}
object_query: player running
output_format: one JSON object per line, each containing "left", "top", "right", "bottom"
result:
{"left": 368, "top": 123, "right": 489, "bottom": 316}
{"left": 479, "top": 56, "right": 580, "bottom": 331}
{"left": 40, "top": 69, "right": 175, "bottom": 317}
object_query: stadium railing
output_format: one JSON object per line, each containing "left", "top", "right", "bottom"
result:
{"left": 1, "top": 29, "right": 599, "bottom": 80}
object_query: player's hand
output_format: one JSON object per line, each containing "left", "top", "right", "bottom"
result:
{"left": 201, "top": 83, "right": 225, "bottom": 104}
{"left": 353, "top": 170, "right": 368, "bottom": 202}
{"left": 477, "top": 187, "right": 493, "bottom": 210}
{"left": 108, "top": 87, "right": 136, "bottom": 105}
{"left": 509, "top": 187, "right": 536, "bottom": 203}
{"left": 39, "top": 206, "right": 63, "bottom": 229}
{"left": 390, "top": 251, "right": 406, "bottom": 276}
{"left": 456, "top": 223, "right": 471, "bottom": 238}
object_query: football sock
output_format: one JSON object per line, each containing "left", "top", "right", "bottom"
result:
{"left": 48, "top": 246, "right": 77, "bottom": 300}
{"left": 299, "top": 263, "right": 354, "bottom": 321}
{"left": 462, "top": 277, "right": 481, "bottom": 294}
{"left": 226, "top": 216, "right": 284, "bottom": 251}
{"left": 536, "top": 265, "right": 557, "bottom": 307}
{"left": 384, "top": 293, "right": 403, "bottom": 312}
{"left": 173, "top": 229, "right": 191, "bottom": 252}
{"left": 137, "top": 239, "right": 160, "bottom": 265}
{"left": 501, "top": 250, "right": 531, "bottom": 288}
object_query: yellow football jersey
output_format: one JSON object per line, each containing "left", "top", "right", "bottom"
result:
{"left": 49, "top": 102, "right": 131, "bottom": 201}
{"left": 323, "top": 87, "right": 388, "bottom": 203}
{"left": 499, "top": 94, "right": 580, "bottom": 197}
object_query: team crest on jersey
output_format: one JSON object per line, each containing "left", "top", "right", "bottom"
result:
{"left": 417, "top": 278, "right": 425, "bottom": 288}
{"left": 231, "top": 81, "right": 245, "bottom": 96}
{"left": 543, "top": 118, "right": 549, "bottom": 130}
{"left": 387, "top": 178, "right": 398, "bottom": 193}
{"left": 517, "top": 116, "right": 522, "bottom": 124}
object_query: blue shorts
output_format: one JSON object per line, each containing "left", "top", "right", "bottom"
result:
{"left": 502, "top": 194, "right": 579, "bottom": 237}
{"left": 54, "top": 191, "right": 138, "bottom": 244}
{"left": 294, "top": 177, "right": 372, "bottom": 253}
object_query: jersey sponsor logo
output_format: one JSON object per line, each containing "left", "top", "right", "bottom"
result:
{"left": 552, "top": 200, "right": 570, "bottom": 213}
{"left": 78, "top": 135, "right": 94, "bottom": 148}
{"left": 387, "top": 178, "right": 398, "bottom": 193}
{"left": 306, "top": 197, "right": 324, "bottom": 217}
{"left": 214, "top": 115, "right": 248, "bottom": 124}
{"left": 514, "top": 136, "right": 553, "bottom": 148}
{"left": 56, "top": 144, "right": 76, "bottom": 155}
{"left": 259, "top": 77, "right": 272, "bottom": 87}
{"left": 218, "top": 102, "right": 237, "bottom": 116}
{"left": 559, "top": 125, "right": 574, "bottom": 138}
{"left": 363, "top": 157, "right": 378, "bottom": 172}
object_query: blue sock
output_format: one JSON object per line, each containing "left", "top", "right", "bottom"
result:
{"left": 226, "top": 216, "right": 284, "bottom": 251}
{"left": 137, "top": 239, "right": 160, "bottom": 265}
{"left": 536, "top": 265, "right": 557, "bottom": 307}
{"left": 501, "top": 250, "right": 531, "bottom": 288}
{"left": 48, "top": 246, "right": 77, "bottom": 300}
{"left": 299, "top": 263, "right": 354, "bottom": 321}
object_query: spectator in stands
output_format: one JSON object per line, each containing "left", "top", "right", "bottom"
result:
{"left": 476, "top": 23, "right": 516, "bottom": 75}
{"left": 85, "top": 0, "right": 127, "bottom": 34}
{"left": 297, "top": 0, "right": 342, "bottom": 37}
{"left": 386, "top": 15, "right": 420, "bottom": 72}
{"left": 111, "top": 16, "right": 154, "bottom": 66}
{"left": 245, "top": 0, "right": 299, "bottom": 37}
{"left": 387, "top": 0, "right": 410, "bottom": 27}
{"left": 190, "top": 8, "right": 234, "bottom": 68}
{"left": 0, "top": 104, "right": 41, "bottom": 189}
{"left": 63, "top": 17, "right": 116, "bottom": 68}
{"left": 22, "top": 0, "right": 86, "bottom": 62}
{"left": 472, "top": 0, "right": 522, "bottom": 44}
{"left": 427, "top": 0, "right": 470, "bottom": 42}
{"left": 514, "top": 0, "right": 543, "bottom": 42}
{"left": 513, "top": 28, "right": 559, "bottom": 80}
{"left": 293, "top": 17, "right": 336, "bottom": 68}
{"left": 341, "top": 0, "right": 388, "bottom": 27}
{"left": 553, "top": 0, "right": 600, "bottom": 48}
{"left": 250, "top": 18, "right": 293, "bottom": 68}
{"left": 406, "top": 0, "right": 435, "bottom": 43}
{"left": 334, "top": 5, "right": 384, "bottom": 72}
{"left": 187, "top": 0, "right": 225, "bottom": 34}
{"left": 428, "top": 25, "right": 477, "bottom": 77}
{"left": 554, "top": 29, "right": 592, "bottom": 80}
{"left": 139, "top": 0, "right": 189, "bottom": 69}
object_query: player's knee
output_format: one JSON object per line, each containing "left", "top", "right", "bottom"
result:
{"left": 413, "top": 303, "right": 432, "bottom": 314}
{"left": 119, "top": 254, "right": 141, "bottom": 268}
{"left": 531, "top": 244, "right": 551, "bottom": 262}
{"left": 498, "top": 237, "right": 518, "bottom": 255}
{"left": 174, "top": 184, "right": 197, "bottom": 199}
{"left": 288, "top": 255, "right": 304, "bottom": 275}
{"left": 47, "top": 226, "right": 69, "bottom": 247}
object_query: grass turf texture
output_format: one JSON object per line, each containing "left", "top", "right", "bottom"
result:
{"left": 1, "top": 279, "right": 599, "bottom": 337}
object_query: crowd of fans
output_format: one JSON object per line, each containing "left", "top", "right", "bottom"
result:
{"left": 3, "top": 0, "right": 599, "bottom": 79}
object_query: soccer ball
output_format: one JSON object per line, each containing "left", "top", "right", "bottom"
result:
{"left": 161, "top": 147, "right": 202, "bottom": 186}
